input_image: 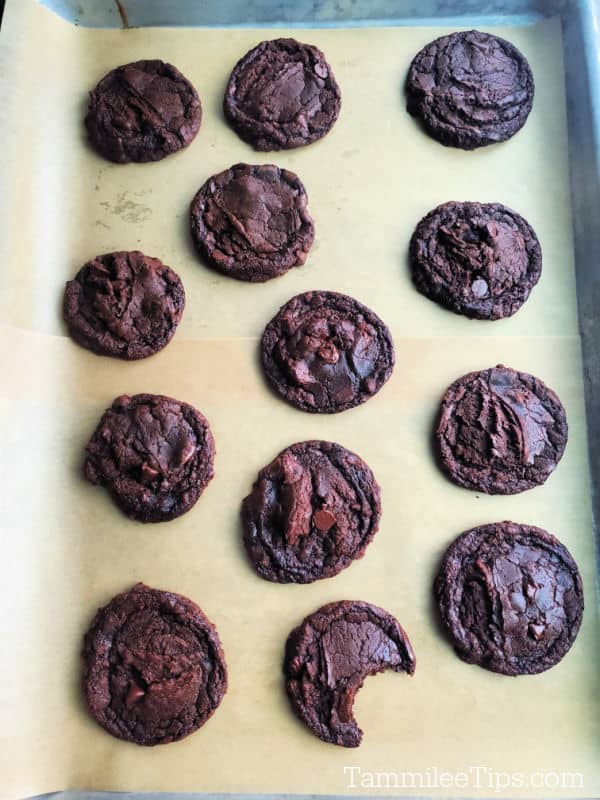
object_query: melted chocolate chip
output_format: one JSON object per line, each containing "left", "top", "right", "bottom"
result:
{"left": 435, "top": 522, "right": 584, "bottom": 675}
{"left": 284, "top": 601, "right": 416, "bottom": 747}
{"left": 406, "top": 30, "right": 534, "bottom": 149}
{"left": 224, "top": 38, "right": 341, "bottom": 151}
{"left": 84, "top": 394, "right": 215, "bottom": 523}
{"left": 261, "top": 291, "right": 395, "bottom": 413}
{"left": 63, "top": 251, "right": 185, "bottom": 360}
{"left": 82, "top": 583, "right": 227, "bottom": 744}
{"left": 241, "top": 440, "right": 381, "bottom": 583}
{"left": 410, "top": 202, "right": 542, "bottom": 319}
{"left": 85, "top": 60, "right": 202, "bottom": 163}
{"left": 437, "top": 365, "right": 568, "bottom": 494}
{"left": 190, "top": 164, "right": 314, "bottom": 282}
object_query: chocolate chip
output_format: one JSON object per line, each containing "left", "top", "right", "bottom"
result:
{"left": 471, "top": 278, "right": 489, "bottom": 298}
{"left": 141, "top": 462, "right": 160, "bottom": 481}
{"left": 528, "top": 623, "right": 546, "bottom": 641}
{"left": 313, "top": 509, "right": 336, "bottom": 531}
{"left": 125, "top": 682, "right": 146, "bottom": 706}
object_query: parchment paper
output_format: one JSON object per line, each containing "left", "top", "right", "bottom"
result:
{"left": 0, "top": 2, "right": 598, "bottom": 798}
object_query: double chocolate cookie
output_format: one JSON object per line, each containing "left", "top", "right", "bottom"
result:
{"left": 284, "top": 601, "right": 416, "bottom": 747}
{"left": 82, "top": 583, "right": 227, "bottom": 745}
{"left": 242, "top": 441, "right": 381, "bottom": 583}
{"left": 437, "top": 365, "right": 567, "bottom": 494}
{"left": 63, "top": 251, "right": 185, "bottom": 359}
{"left": 224, "top": 38, "right": 341, "bottom": 151}
{"left": 84, "top": 394, "right": 215, "bottom": 522}
{"left": 410, "top": 202, "right": 542, "bottom": 320}
{"left": 261, "top": 291, "right": 395, "bottom": 413}
{"left": 85, "top": 60, "right": 201, "bottom": 163}
{"left": 406, "top": 30, "right": 534, "bottom": 149}
{"left": 435, "top": 522, "right": 584, "bottom": 675}
{"left": 190, "top": 164, "right": 314, "bottom": 282}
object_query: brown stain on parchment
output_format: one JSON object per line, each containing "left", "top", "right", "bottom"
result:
{"left": 100, "top": 191, "right": 152, "bottom": 223}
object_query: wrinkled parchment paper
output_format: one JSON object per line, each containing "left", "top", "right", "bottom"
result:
{"left": 0, "top": 2, "right": 598, "bottom": 798}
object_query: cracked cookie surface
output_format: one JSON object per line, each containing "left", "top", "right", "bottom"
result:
{"left": 190, "top": 164, "right": 314, "bottom": 282}
{"left": 410, "top": 202, "right": 542, "bottom": 320}
{"left": 261, "top": 291, "right": 394, "bottom": 413}
{"left": 85, "top": 60, "right": 201, "bottom": 163}
{"left": 284, "top": 600, "right": 416, "bottom": 747}
{"left": 406, "top": 30, "right": 534, "bottom": 149}
{"left": 224, "top": 38, "right": 341, "bottom": 151}
{"left": 82, "top": 583, "right": 227, "bottom": 745}
{"left": 436, "top": 365, "right": 567, "bottom": 494}
{"left": 242, "top": 441, "right": 381, "bottom": 583}
{"left": 63, "top": 251, "right": 185, "bottom": 359}
{"left": 435, "top": 522, "right": 584, "bottom": 675}
{"left": 84, "top": 394, "right": 215, "bottom": 523}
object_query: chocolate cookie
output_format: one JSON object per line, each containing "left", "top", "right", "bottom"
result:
{"left": 63, "top": 251, "right": 185, "bottom": 359}
{"left": 223, "top": 38, "right": 341, "bottom": 151}
{"left": 84, "top": 394, "right": 215, "bottom": 522}
{"left": 82, "top": 583, "right": 227, "bottom": 745}
{"left": 435, "top": 522, "right": 584, "bottom": 675}
{"left": 409, "top": 202, "right": 542, "bottom": 320}
{"left": 406, "top": 30, "right": 534, "bottom": 149}
{"left": 190, "top": 164, "right": 314, "bottom": 282}
{"left": 436, "top": 365, "right": 567, "bottom": 494}
{"left": 261, "top": 291, "right": 394, "bottom": 413}
{"left": 242, "top": 441, "right": 381, "bottom": 583}
{"left": 284, "top": 601, "right": 416, "bottom": 747}
{"left": 85, "top": 60, "right": 201, "bottom": 163}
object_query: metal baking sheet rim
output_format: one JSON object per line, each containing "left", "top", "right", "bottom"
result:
{"left": 8, "top": 0, "right": 600, "bottom": 798}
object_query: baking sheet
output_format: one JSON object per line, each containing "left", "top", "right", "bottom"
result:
{"left": 0, "top": 1, "right": 598, "bottom": 798}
